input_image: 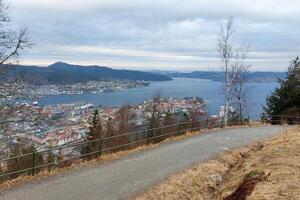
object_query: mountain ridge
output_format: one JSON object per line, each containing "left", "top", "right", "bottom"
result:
{"left": 3, "top": 62, "right": 286, "bottom": 84}
{"left": 3, "top": 62, "right": 172, "bottom": 84}
{"left": 163, "top": 71, "right": 286, "bottom": 82}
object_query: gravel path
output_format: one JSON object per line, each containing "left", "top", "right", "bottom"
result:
{"left": 0, "top": 125, "right": 284, "bottom": 200}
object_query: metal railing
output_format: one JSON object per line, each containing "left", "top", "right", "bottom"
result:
{"left": 0, "top": 115, "right": 299, "bottom": 182}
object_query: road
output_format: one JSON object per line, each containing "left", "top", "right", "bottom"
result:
{"left": 0, "top": 125, "right": 284, "bottom": 200}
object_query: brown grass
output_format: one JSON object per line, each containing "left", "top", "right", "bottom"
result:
{"left": 135, "top": 127, "right": 300, "bottom": 200}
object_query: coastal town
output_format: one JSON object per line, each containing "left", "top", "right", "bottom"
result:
{"left": 0, "top": 80, "right": 149, "bottom": 101}
{"left": 0, "top": 97, "right": 206, "bottom": 159}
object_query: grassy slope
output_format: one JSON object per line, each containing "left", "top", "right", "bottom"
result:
{"left": 135, "top": 128, "right": 300, "bottom": 200}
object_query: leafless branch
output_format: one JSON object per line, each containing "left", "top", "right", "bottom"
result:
{"left": 217, "top": 17, "right": 234, "bottom": 125}
{"left": 0, "top": 28, "right": 32, "bottom": 65}
{"left": 230, "top": 46, "right": 251, "bottom": 120}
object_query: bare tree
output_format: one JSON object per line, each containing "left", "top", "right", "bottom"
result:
{"left": 0, "top": 0, "right": 31, "bottom": 99}
{"left": 0, "top": 1, "right": 31, "bottom": 67}
{"left": 152, "top": 90, "right": 162, "bottom": 103}
{"left": 217, "top": 18, "right": 234, "bottom": 126}
{"left": 218, "top": 18, "right": 251, "bottom": 125}
{"left": 0, "top": 0, "right": 31, "bottom": 130}
{"left": 146, "top": 91, "right": 163, "bottom": 142}
{"left": 114, "top": 104, "right": 136, "bottom": 149}
{"left": 230, "top": 48, "right": 251, "bottom": 122}
{"left": 116, "top": 105, "right": 136, "bottom": 135}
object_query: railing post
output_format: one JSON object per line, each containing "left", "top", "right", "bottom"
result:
{"left": 221, "top": 117, "right": 225, "bottom": 128}
{"left": 59, "top": 147, "right": 63, "bottom": 165}
{"left": 98, "top": 138, "right": 103, "bottom": 157}
{"left": 205, "top": 118, "right": 209, "bottom": 129}
{"left": 32, "top": 150, "right": 36, "bottom": 176}
{"left": 177, "top": 123, "right": 181, "bottom": 136}
{"left": 146, "top": 129, "right": 149, "bottom": 145}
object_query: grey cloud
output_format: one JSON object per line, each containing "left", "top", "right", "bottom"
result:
{"left": 7, "top": 0, "right": 300, "bottom": 71}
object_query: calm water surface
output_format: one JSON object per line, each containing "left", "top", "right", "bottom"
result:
{"left": 39, "top": 78, "right": 278, "bottom": 116}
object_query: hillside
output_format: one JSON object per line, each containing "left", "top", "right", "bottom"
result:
{"left": 3, "top": 62, "right": 172, "bottom": 84}
{"left": 136, "top": 128, "right": 300, "bottom": 200}
{"left": 164, "top": 71, "right": 286, "bottom": 82}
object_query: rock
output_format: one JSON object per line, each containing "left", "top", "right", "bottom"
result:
{"left": 211, "top": 173, "right": 223, "bottom": 186}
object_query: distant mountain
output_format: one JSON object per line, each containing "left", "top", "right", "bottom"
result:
{"left": 164, "top": 71, "right": 286, "bottom": 82}
{"left": 3, "top": 62, "right": 172, "bottom": 84}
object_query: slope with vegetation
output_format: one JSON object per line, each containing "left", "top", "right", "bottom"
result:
{"left": 136, "top": 127, "right": 300, "bottom": 200}
{"left": 263, "top": 57, "right": 300, "bottom": 123}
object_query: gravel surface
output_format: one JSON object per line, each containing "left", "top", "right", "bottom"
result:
{"left": 0, "top": 125, "right": 284, "bottom": 200}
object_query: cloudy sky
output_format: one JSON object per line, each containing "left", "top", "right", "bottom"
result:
{"left": 8, "top": 0, "right": 300, "bottom": 71}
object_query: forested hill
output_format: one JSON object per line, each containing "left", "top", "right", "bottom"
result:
{"left": 164, "top": 71, "right": 286, "bottom": 82}
{"left": 3, "top": 62, "right": 172, "bottom": 84}
{"left": 3, "top": 62, "right": 286, "bottom": 84}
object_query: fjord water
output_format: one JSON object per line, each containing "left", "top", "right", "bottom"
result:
{"left": 39, "top": 78, "right": 278, "bottom": 116}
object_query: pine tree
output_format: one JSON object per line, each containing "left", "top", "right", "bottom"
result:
{"left": 263, "top": 57, "right": 300, "bottom": 124}
{"left": 89, "top": 110, "right": 103, "bottom": 140}
{"left": 81, "top": 110, "right": 104, "bottom": 159}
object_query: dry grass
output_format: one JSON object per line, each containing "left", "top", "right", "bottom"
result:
{"left": 220, "top": 127, "right": 300, "bottom": 200}
{"left": 134, "top": 147, "right": 248, "bottom": 200}
{"left": 135, "top": 127, "right": 300, "bottom": 200}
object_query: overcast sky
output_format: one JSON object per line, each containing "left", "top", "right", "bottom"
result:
{"left": 8, "top": 0, "right": 300, "bottom": 71}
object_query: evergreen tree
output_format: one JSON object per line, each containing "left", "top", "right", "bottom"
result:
{"left": 89, "top": 110, "right": 103, "bottom": 140}
{"left": 81, "top": 110, "right": 104, "bottom": 159}
{"left": 263, "top": 57, "right": 300, "bottom": 124}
